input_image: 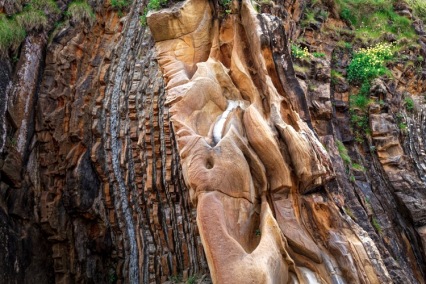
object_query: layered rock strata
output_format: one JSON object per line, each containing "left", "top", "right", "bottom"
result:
{"left": 0, "top": 0, "right": 425, "bottom": 283}
{"left": 1, "top": 1, "right": 207, "bottom": 283}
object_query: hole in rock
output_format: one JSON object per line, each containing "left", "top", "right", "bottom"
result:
{"left": 205, "top": 157, "right": 214, "bottom": 169}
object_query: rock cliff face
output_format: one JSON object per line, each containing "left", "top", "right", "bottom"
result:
{"left": 0, "top": 0, "right": 425, "bottom": 283}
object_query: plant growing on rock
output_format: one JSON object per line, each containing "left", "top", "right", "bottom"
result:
{"left": 406, "top": 0, "right": 426, "bottom": 22}
{"left": 0, "top": 0, "right": 60, "bottom": 54}
{"left": 16, "top": 9, "right": 48, "bottom": 31}
{"left": 372, "top": 217, "right": 382, "bottom": 234}
{"left": 347, "top": 43, "right": 393, "bottom": 84}
{"left": 0, "top": 15, "right": 26, "bottom": 54}
{"left": 404, "top": 96, "right": 414, "bottom": 112}
{"left": 336, "top": 0, "right": 417, "bottom": 47}
{"left": 291, "top": 44, "right": 311, "bottom": 60}
{"left": 336, "top": 139, "right": 351, "bottom": 166}
{"left": 111, "top": 0, "right": 131, "bottom": 9}
{"left": 313, "top": 52, "right": 325, "bottom": 58}
{"left": 66, "top": 0, "right": 96, "bottom": 26}
{"left": 347, "top": 43, "right": 393, "bottom": 142}
{"left": 140, "top": 0, "right": 170, "bottom": 26}
{"left": 352, "top": 163, "right": 365, "bottom": 172}
{"left": 16, "top": 0, "right": 60, "bottom": 31}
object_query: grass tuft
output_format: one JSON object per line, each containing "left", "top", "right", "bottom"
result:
{"left": 0, "top": 15, "right": 26, "bottom": 54}
{"left": 336, "top": 139, "right": 352, "bottom": 165}
{"left": 67, "top": 0, "right": 96, "bottom": 26}
{"left": 16, "top": 9, "right": 48, "bottom": 31}
{"left": 406, "top": 0, "right": 426, "bottom": 22}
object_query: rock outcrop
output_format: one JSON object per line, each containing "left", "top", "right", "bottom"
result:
{"left": 0, "top": 0, "right": 425, "bottom": 283}
{"left": 146, "top": 0, "right": 425, "bottom": 282}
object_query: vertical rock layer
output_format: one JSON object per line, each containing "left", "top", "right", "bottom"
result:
{"left": 1, "top": 1, "right": 207, "bottom": 283}
{"left": 0, "top": 0, "right": 425, "bottom": 283}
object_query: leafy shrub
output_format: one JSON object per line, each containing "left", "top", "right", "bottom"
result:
{"left": 140, "top": 12, "right": 147, "bottom": 26}
{"left": 111, "top": 0, "right": 131, "bottom": 9}
{"left": 140, "top": 0, "right": 169, "bottom": 26}
{"left": 291, "top": 44, "right": 311, "bottom": 60}
{"left": 147, "top": 0, "right": 168, "bottom": 10}
{"left": 219, "top": 0, "right": 231, "bottom": 8}
{"left": 67, "top": 0, "right": 96, "bottom": 26}
{"left": 346, "top": 43, "right": 393, "bottom": 141}
{"left": 340, "top": 7, "right": 356, "bottom": 25}
{"left": 347, "top": 43, "right": 393, "bottom": 84}
{"left": 0, "top": 15, "right": 26, "bottom": 54}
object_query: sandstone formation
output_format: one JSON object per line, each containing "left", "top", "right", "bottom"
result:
{"left": 0, "top": 0, "right": 425, "bottom": 283}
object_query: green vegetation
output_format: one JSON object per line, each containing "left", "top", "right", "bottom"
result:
{"left": 140, "top": 0, "right": 170, "bottom": 26}
{"left": 336, "top": 139, "right": 351, "bottom": 166}
{"left": 169, "top": 275, "right": 182, "bottom": 283}
{"left": 347, "top": 43, "right": 393, "bottom": 84}
{"left": 331, "top": 69, "right": 343, "bottom": 85}
{"left": 291, "top": 44, "right": 311, "bottom": 60}
{"left": 336, "top": 0, "right": 417, "bottom": 46}
{"left": 344, "top": 207, "right": 355, "bottom": 219}
{"left": 300, "top": 0, "right": 328, "bottom": 28}
{"left": 16, "top": 0, "right": 60, "bottom": 31}
{"left": 346, "top": 43, "right": 393, "bottom": 142}
{"left": 219, "top": 0, "right": 231, "bottom": 7}
{"left": 186, "top": 276, "right": 197, "bottom": 284}
{"left": 293, "top": 64, "right": 310, "bottom": 74}
{"left": 313, "top": 52, "right": 325, "bottom": 58}
{"left": 168, "top": 274, "right": 199, "bottom": 284}
{"left": 398, "top": 122, "right": 408, "bottom": 131}
{"left": 148, "top": 0, "right": 168, "bottom": 10}
{"left": 108, "top": 269, "right": 118, "bottom": 283}
{"left": 352, "top": 163, "right": 365, "bottom": 171}
{"left": 395, "top": 112, "right": 407, "bottom": 132}
{"left": 0, "top": 0, "right": 59, "bottom": 54}
{"left": 301, "top": 9, "right": 317, "bottom": 28}
{"left": 406, "top": 0, "right": 426, "bottom": 22}
{"left": 16, "top": 9, "right": 48, "bottom": 31}
{"left": 404, "top": 96, "right": 414, "bottom": 112}
{"left": 255, "top": 229, "right": 261, "bottom": 236}
{"left": 30, "top": 0, "right": 60, "bottom": 14}
{"left": 0, "top": 15, "right": 26, "bottom": 54}
{"left": 67, "top": 0, "right": 95, "bottom": 26}
{"left": 111, "top": 0, "right": 131, "bottom": 9}
{"left": 372, "top": 217, "right": 382, "bottom": 233}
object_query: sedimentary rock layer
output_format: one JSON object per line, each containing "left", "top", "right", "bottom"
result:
{"left": 0, "top": 0, "right": 425, "bottom": 283}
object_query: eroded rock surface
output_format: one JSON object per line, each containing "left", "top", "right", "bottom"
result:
{"left": 147, "top": 0, "right": 418, "bottom": 282}
{"left": 0, "top": 0, "right": 425, "bottom": 283}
